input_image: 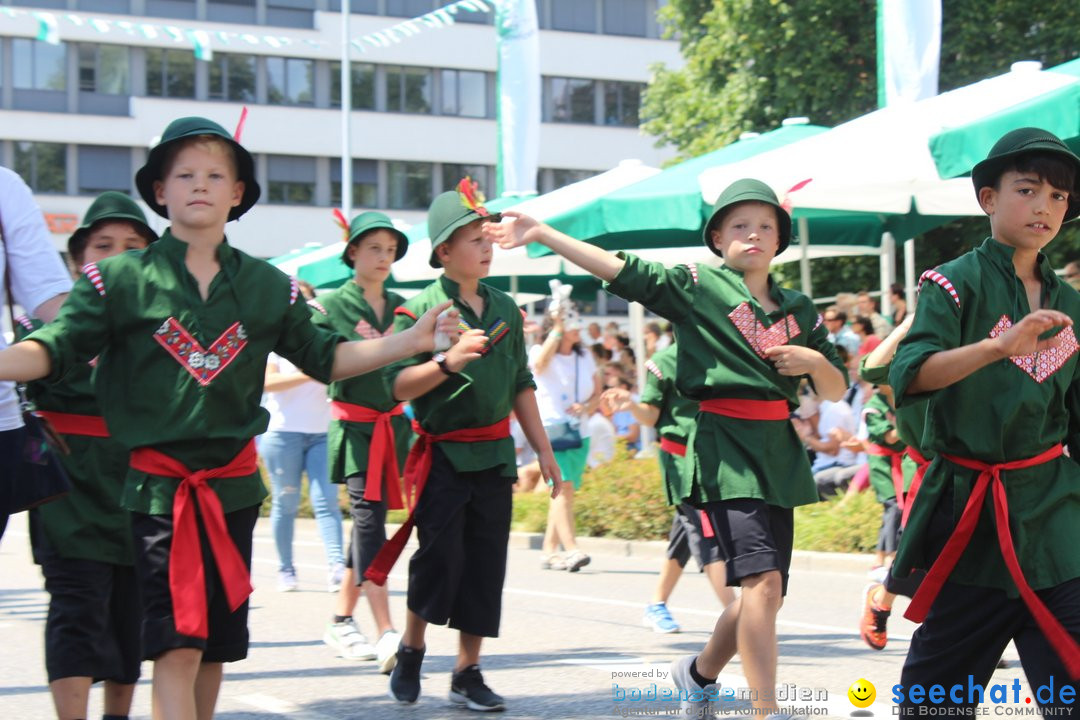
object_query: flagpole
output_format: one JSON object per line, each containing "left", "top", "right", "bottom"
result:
{"left": 341, "top": 0, "right": 352, "bottom": 218}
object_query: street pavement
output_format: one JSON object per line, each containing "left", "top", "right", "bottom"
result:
{"left": 1, "top": 517, "right": 1036, "bottom": 720}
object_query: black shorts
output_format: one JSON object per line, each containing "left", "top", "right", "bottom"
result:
{"left": 877, "top": 497, "right": 901, "bottom": 553}
{"left": 666, "top": 503, "right": 723, "bottom": 572}
{"left": 37, "top": 534, "right": 142, "bottom": 684}
{"left": 702, "top": 498, "right": 794, "bottom": 596}
{"left": 131, "top": 503, "right": 259, "bottom": 663}
{"left": 407, "top": 445, "right": 513, "bottom": 638}
{"left": 344, "top": 473, "right": 386, "bottom": 579}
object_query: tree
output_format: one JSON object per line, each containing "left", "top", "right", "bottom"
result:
{"left": 641, "top": 1, "right": 1080, "bottom": 301}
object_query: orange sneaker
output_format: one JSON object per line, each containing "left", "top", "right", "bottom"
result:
{"left": 860, "top": 583, "right": 890, "bottom": 650}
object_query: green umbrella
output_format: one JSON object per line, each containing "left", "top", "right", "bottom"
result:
{"left": 929, "top": 58, "right": 1080, "bottom": 180}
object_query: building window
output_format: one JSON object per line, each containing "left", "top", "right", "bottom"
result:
{"left": 145, "top": 48, "right": 195, "bottom": 98}
{"left": 267, "top": 57, "right": 314, "bottom": 106}
{"left": 603, "top": 81, "right": 642, "bottom": 127}
{"left": 441, "top": 164, "right": 491, "bottom": 194}
{"left": 387, "top": 161, "right": 433, "bottom": 210}
{"left": 77, "top": 0, "right": 132, "bottom": 14}
{"left": 13, "top": 39, "right": 67, "bottom": 91}
{"left": 440, "top": 69, "right": 487, "bottom": 118}
{"left": 326, "top": 0, "right": 379, "bottom": 12}
{"left": 267, "top": 155, "right": 316, "bottom": 204}
{"left": 386, "top": 66, "right": 432, "bottom": 114}
{"left": 145, "top": 0, "right": 196, "bottom": 19}
{"left": 15, "top": 141, "right": 67, "bottom": 194}
{"left": 330, "top": 62, "right": 376, "bottom": 110}
{"left": 550, "top": 77, "right": 596, "bottom": 123}
{"left": 330, "top": 158, "right": 378, "bottom": 208}
{"left": 78, "top": 44, "right": 129, "bottom": 94}
{"left": 544, "top": 168, "right": 598, "bottom": 192}
{"left": 266, "top": 0, "right": 315, "bottom": 28}
{"left": 385, "top": 0, "right": 433, "bottom": 17}
{"left": 551, "top": 0, "right": 597, "bottom": 33}
{"left": 209, "top": 53, "right": 256, "bottom": 103}
{"left": 602, "top": 0, "right": 648, "bottom": 36}
{"left": 77, "top": 145, "right": 131, "bottom": 195}
{"left": 207, "top": 0, "right": 257, "bottom": 24}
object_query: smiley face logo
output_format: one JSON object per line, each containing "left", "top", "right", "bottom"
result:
{"left": 848, "top": 678, "right": 876, "bottom": 708}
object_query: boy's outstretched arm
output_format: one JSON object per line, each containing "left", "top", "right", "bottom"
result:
{"left": 601, "top": 387, "right": 660, "bottom": 427}
{"left": 483, "top": 211, "right": 625, "bottom": 282}
{"left": 513, "top": 387, "right": 562, "bottom": 498}
{"left": 0, "top": 341, "right": 52, "bottom": 382}
{"left": 907, "top": 308, "right": 1072, "bottom": 394}
{"left": 330, "top": 301, "right": 464, "bottom": 381}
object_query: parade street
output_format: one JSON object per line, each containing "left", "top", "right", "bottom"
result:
{"left": 1, "top": 518, "right": 1037, "bottom": 720}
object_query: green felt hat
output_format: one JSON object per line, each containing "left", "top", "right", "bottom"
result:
{"left": 341, "top": 211, "right": 409, "bottom": 267}
{"left": 971, "top": 127, "right": 1080, "bottom": 222}
{"left": 135, "top": 116, "right": 260, "bottom": 222}
{"left": 427, "top": 178, "right": 500, "bottom": 268}
{"left": 68, "top": 191, "right": 158, "bottom": 259}
{"left": 703, "top": 178, "right": 792, "bottom": 257}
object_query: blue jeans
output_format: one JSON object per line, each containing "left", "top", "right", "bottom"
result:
{"left": 260, "top": 431, "right": 343, "bottom": 572}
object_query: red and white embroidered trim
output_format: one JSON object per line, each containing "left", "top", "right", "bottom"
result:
{"left": 728, "top": 302, "right": 802, "bottom": 359}
{"left": 153, "top": 317, "right": 248, "bottom": 387}
{"left": 308, "top": 299, "right": 328, "bottom": 316}
{"left": 685, "top": 263, "right": 700, "bottom": 285}
{"left": 354, "top": 318, "right": 393, "bottom": 341}
{"left": 645, "top": 359, "right": 663, "bottom": 381}
{"left": 814, "top": 313, "right": 824, "bottom": 331}
{"left": 83, "top": 263, "right": 105, "bottom": 297}
{"left": 918, "top": 269, "right": 960, "bottom": 309}
{"left": 14, "top": 314, "right": 34, "bottom": 332}
{"left": 988, "top": 315, "right": 1078, "bottom": 383}
{"left": 289, "top": 278, "right": 300, "bottom": 305}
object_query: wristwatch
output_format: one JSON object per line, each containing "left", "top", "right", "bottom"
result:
{"left": 432, "top": 352, "right": 456, "bottom": 375}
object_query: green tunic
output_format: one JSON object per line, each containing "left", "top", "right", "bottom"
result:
{"left": 16, "top": 319, "right": 132, "bottom": 564}
{"left": 606, "top": 254, "right": 846, "bottom": 507}
{"left": 861, "top": 359, "right": 934, "bottom": 487}
{"left": 389, "top": 275, "right": 534, "bottom": 478}
{"left": 308, "top": 281, "right": 412, "bottom": 484}
{"left": 862, "top": 391, "right": 906, "bottom": 502}
{"left": 640, "top": 343, "right": 696, "bottom": 505}
{"left": 890, "top": 238, "right": 1080, "bottom": 594}
{"left": 28, "top": 230, "right": 344, "bottom": 515}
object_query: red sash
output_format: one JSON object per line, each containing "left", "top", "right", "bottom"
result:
{"left": 904, "top": 444, "right": 1080, "bottom": 679}
{"left": 34, "top": 411, "right": 109, "bottom": 438}
{"left": 866, "top": 443, "right": 906, "bottom": 512}
{"left": 364, "top": 417, "right": 511, "bottom": 586}
{"left": 698, "top": 398, "right": 789, "bottom": 421}
{"left": 660, "top": 437, "right": 687, "bottom": 457}
{"left": 129, "top": 441, "right": 257, "bottom": 640}
{"left": 330, "top": 401, "right": 406, "bottom": 509}
{"left": 902, "top": 447, "right": 931, "bottom": 528}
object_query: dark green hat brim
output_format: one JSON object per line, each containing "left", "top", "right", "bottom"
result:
{"left": 971, "top": 127, "right": 1080, "bottom": 222}
{"left": 703, "top": 178, "right": 792, "bottom": 257}
{"left": 341, "top": 212, "right": 409, "bottom": 268}
{"left": 135, "top": 116, "right": 260, "bottom": 222}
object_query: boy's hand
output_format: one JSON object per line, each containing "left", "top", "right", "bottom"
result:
{"left": 764, "top": 345, "right": 824, "bottom": 376}
{"left": 991, "top": 310, "right": 1073, "bottom": 359}
{"left": 538, "top": 450, "right": 564, "bottom": 498}
{"left": 601, "top": 387, "right": 633, "bottom": 412}
{"left": 483, "top": 211, "right": 544, "bottom": 249}
{"left": 444, "top": 329, "right": 487, "bottom": 372}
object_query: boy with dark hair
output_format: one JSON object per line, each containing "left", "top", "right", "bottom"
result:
{"left": 890, "top": 127, "right": 1080, "bottom": 716}
{"left": 0, "top": 116, "right": 468, "bottom": 720}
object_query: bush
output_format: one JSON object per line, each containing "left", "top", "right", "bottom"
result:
{"left": 574, "top": 445, "right": 673, "bottom": 541}
{"left": 793, "top": 488, "right": 882, "bottom": 553}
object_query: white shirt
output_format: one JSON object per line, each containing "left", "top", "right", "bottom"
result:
{"left": 810, "top": 399, "right": 858, "bottom": 472}
{"left": 528, "top": 344, "right": 596, "bottom": 438}
{"left": 0, "top": 167, "right": 74, "bottom": 431}
{"left": 262, "top": 354, "right": 331, "bottom": 434}
{"left": 586, "top": 412, "right": 616, "bottom": 468}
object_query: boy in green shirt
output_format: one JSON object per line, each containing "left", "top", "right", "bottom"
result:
{"left": 485, "top": 178, "right": 846, "bottom": 719}
{"left": 374, "top": 181, "right": 561, "bottom": 712}
{"left": 0, "top": 116, "right": 470, "bottom": 720}
{"left": 890, "top": 128, "right": 1080, "bottom": 716}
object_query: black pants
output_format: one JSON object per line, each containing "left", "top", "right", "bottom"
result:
{"left": 666, "top": 503, "right": 722, "bottom": 571}
{"left": 344, "top": 473, "right": 386, "bottom": 578}
{"left": 0, "top": 426, "right": 26, "bottom": 543}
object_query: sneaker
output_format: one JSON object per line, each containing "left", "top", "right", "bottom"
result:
{"left": 389, "top": 643, "right": 425, "bottom": 704}
{"left": 277, "top": 568, "right": 298, "bottom": 592}
{"left": 859, "top": 583, "right": 890, "bottom": 651}
{"left": 540, "top": 554, "right": 567, "bottom": 570}
{"left": 867, "top": 565, "right": 889, "bottom": 583}
{"left": 449, "top": 664, "right": 506, "bottom": 712}
{"left": 643, "top": 602, "right": 681, "bottom": 634}
{"left": 327, "top": 562, "right": 346, "bottom": 593}
{"left": 323, "top": 619, "right": 377, "bottom": 660}
{"left": 670, "top": 655, "right": 717, "bottom": 720}
{"left": 376, "top": 629, "right": 402, "bottom": 675}
{"left": 564, "top": 549, "right": 591, "bottom": 573}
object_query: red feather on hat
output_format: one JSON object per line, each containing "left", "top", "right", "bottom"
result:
{"left": 780, "top": 178, "right": 813, "bottom": 213}
{"left": 332, "top": 208, "right": 350, "bottom": 243}
{"left": 457, "top": 177, "right": 490, "bottom": 217}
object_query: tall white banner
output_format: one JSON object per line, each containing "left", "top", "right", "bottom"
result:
{"left": 877, "top": 0, "right": 941, "bottom": 106}
{"left": 495, "top": 0, "right": 540, "bottom": 196}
